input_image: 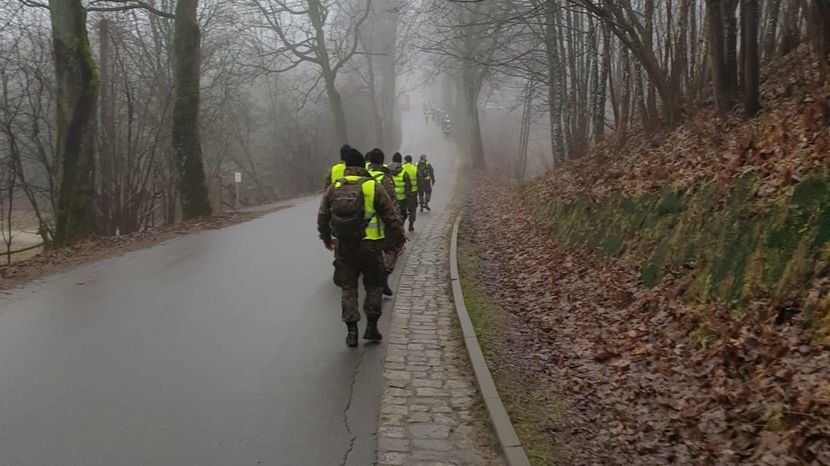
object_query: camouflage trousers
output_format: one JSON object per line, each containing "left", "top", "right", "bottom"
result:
{"left": 418, "top": 183, "right": 432, "bottom": 207}
{"left": 384, "top": 250, "right": 398, "bottom": 276}
{"left": 334, "top": 240, "right": 385, "bottom": 322}
{"left": 403, "top": 194, "right": 417, "bottom": 226}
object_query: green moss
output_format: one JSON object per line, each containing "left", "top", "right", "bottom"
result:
{"left": 642, "top": 242, "right": 668, "bottom": 288}
{"left": 531, "top": 173, "right": 830, "bottom": 327}
{"left": 764, "top": 178, "right": 827, "bottom": 287}
{"left": 656, "top": 187, "right": 684, "bottom": 216}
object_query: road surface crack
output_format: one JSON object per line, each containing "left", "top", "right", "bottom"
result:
{"left": 340, "top": 345, "right": 368, "bottom": 466}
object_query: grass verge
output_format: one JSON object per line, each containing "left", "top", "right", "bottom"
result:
{"left": 456, "top": 239, "right": 565, "bottom": 465}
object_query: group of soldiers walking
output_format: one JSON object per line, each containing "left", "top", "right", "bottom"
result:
{"left": 318, "top": 145, "right": 437, "bottom": 346}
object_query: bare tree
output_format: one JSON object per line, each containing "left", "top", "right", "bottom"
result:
{"left": 241, "top": 0, "right": 372, "bottom": 144}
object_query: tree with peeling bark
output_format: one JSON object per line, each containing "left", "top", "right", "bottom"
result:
{"left": 172, "top": 0, "right": 212, "bottom": 218}
{"left": 48, "top": 0, "right": 99, "bottom": 246}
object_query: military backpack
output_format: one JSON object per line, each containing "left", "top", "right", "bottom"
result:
{"left": 330, "top": 177, "right": 374, "bottom": 242}
{"left": 417, "top": 162, "right": 431, "bottom": 181}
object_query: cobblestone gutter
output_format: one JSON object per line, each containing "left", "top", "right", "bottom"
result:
{"left": 375, "top": 203, "right": 504, "bottom": 466}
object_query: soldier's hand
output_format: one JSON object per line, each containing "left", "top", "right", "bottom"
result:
{"left": 323, "top": 239, "right": 334, "bottom": 251}
{"left": 396, "top": 245, "right": 406, "bottom": 256}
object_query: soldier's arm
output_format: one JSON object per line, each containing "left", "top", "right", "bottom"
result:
{"left": 374, "top": 183, "right": 405, "bottom": 248}
{"left": 404, "top": 172, "right": 411, "bottom": 194}
{"left": 323, "top": 168, "right": 332, "bottom": 190}
{"left": 317, "top": 187, "right": 334, "bottom": 242}
{"left": 429, "top": 164, "right": 435, "bottom": 182}
{"left": 383, "top": 178, "right": 400, "bottom": 215}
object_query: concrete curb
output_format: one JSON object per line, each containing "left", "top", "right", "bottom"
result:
{"left": 449, "top": 216, "right": 532, "bottom": 466}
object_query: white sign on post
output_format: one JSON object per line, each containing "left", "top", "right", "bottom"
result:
{"left": 233, "top": 172, "right": 242, "bottom": 210}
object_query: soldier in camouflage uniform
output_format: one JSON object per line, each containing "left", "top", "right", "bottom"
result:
{"left": 318, "top": 149, "right": 405, "bottom": 347}
{"left": 417, "top": 154, "right": 435, "bottom": 212}
{"left": 388, "top": 152, "right": 413, "bottom": 226}
{"left": 366, "top": 148, "right": 403, "bottom": 297}
{"left": 402, "top": 155, "right": 419, "bottom": 231}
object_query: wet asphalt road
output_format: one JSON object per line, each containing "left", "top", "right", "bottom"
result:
{"left": 0, "top": 100, "right": 455, "bottom": 466}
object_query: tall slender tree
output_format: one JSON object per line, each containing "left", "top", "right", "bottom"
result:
{"left": 741, "top": 0, "right": 760, "bottom": 116}
{"left": 49, "top": 0, "right": 99, "bottom": 246}
{"left": 172, "top": 0, "right": 212, "bottom": 218}
{"left": 707, "top": 0, "right": 733, "bottom": 115}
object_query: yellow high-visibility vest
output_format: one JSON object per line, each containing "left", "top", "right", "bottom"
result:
{"left": 333, "top": 175, "right": 384, "bottom": 240}
{"left": 402, "top": 163, "right": 418, "bottom": 192}
{"left": 330, "top": 162, "right": 346, "bottom": 184}
{"left": 391, "top": 170, "right": 407, "bottom": 201}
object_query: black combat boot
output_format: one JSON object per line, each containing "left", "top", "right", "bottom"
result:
{"left": 383, "top": 278, "right": 394, "bottom": 297}
{"left": 364, "top": 316, "right": 382, "bottom": 342}
{"left": 408, "top": 223, "right": 415, "bottom": 232}
{"left": 346, "top": 322, "right": 359, "bottom": 347}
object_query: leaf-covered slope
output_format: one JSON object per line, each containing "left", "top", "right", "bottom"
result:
{"left": 525, "top": 46, "right": 830, "bottom": 340}
{"left": 463, "top": 177, "right": 830, "bottom": 465}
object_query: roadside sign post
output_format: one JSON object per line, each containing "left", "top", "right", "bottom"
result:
{"left": 234, "top": 172, "right": 242, "bottom": 210}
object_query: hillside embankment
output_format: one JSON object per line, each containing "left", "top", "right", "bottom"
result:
{"left": 460, "top": 46, "right": 830, "bottom": 464}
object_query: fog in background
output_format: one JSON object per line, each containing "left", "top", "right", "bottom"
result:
{"left": 0, "top": 0, "right": 556, "bottom": 257}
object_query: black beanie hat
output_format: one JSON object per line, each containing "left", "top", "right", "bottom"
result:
{"left": 344, "top": 148, "right": 365, "bottom": 167}
{"left": 392, "top": 152, "right": 402, "bottom": 163}
{"left": 340, "top": 144, "right": 352, "bottom": 161}
{"left": 367, "top": 148, "right": 385, "bottom": 165}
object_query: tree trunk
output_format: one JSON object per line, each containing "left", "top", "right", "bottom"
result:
{"left": 763, "top": 0, "right": 782, "bottom": 59}
{"left": 363, "top": 44, "right": 384, "bottom": 144}
{"left": 742, "top": 0, "right": 760, "bottom": 116}
{"left": 515, "top": 82, "right": 533, "bottom": 180}
{"left": 634, "top": 61, "right": 648, "bottom": 124}
{"left": 325, "top": 78, "right": 348, "bottom": 144}
{"left": 606, "top": 25, "right": 620, "bottom": 137}
{"left": 688, "top": 0, "right": 700, "bottom": 99}
{"left": 811, "top": 0, "right": 830, "bottom": 76}
{"left": 378, "top": 0, "right": 399, "bottom": 151}
{"left": 644, "top": 0, "right": 659, "bottom": 125}
{"left": 619, "top": 45, "right": 632, "bottom": 141}
{"left": 722, "top": 0, "right": 739, "bottom": 97}
{"left": 307, "top": 0, "right": 349, "bottom": 143}
{"left": 49, "top": 0, "right": 99, "bottom": 247}
{"left": 545, "top": 3, "right": 566, "bottom": 166}
{"left": 707, "top": 0, "right": 732, "bottom": 115}
{"left": 172, "top": 0, "right": 212, "bottom": 218}
{"left": 780, "top": 0, "right": 802, "bottom": 55}
{"left": 672, "top": 0, "right": 691, "bottom": 100}
{"left": 461, "top": 68, "right": 485, "bottom": 169}
{"left": 594, "top": 23, "right": 609, "bottom": 143}
{"left": 98, "top": 19, "right": 117, "bottom": 235}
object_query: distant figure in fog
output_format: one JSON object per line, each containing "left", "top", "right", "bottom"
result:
{"left": 402, "top": 155, "right": 419, "bottom": 231}
{"left": 389, "top": 152, "right": 413, "bottom": 229}
{"left": 417, "top": 155, "right": 435, "bottom": 212}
